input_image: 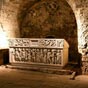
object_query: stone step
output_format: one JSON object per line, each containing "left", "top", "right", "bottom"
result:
{"left": 6, "top": 63, "right": 73, "bottom": 75}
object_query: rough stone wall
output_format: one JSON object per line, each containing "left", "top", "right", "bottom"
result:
{"left": 67, "top": 0, "right": 88, "bottom": 52}
{"left": 0, "top": 0, "right": 20, "bottom": 38}
{"left": 67, "top": 0, "right": 88, "bottom": 73}
{"left": 0, "top": 0, "right": 39, "bottom": 38}
{"left": 21, "top": 0, "right": 77, "bottom": 38}
{"left": 76, "top": 0, "right": 88, "bottom": 51}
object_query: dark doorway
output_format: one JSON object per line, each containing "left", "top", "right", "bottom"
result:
{"left": 3, "top": 49, "right": 9, "bottom": 64}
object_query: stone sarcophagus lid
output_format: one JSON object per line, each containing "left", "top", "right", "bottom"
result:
{"left": 8, "top": 38, "right": 69, "bottom": 67}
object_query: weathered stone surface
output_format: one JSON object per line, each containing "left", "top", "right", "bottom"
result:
{"left": 8, "top": 38, "right": 69, "bottom": 67}
{"left": 0, "top": 0, "right": 39, "bottom": 38}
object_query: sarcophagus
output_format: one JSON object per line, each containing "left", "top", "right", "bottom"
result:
{"left": 8, "top": 38, "right": 69, "bottom": 67}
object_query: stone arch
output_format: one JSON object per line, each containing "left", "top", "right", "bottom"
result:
{"left": 66, "top": 0, "right": 88, "bottom": 53}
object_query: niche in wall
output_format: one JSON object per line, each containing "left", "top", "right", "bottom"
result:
{"left": 20, "top": 0, "right": 78, "bottom": 62}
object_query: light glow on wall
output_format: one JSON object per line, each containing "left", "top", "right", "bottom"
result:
{"left": 0, "top": 26, "right": 8, "bottom": 49}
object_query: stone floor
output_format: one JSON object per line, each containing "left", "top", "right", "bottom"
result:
{"left": 0, "top": 65, "right": 88, "bottom": 88}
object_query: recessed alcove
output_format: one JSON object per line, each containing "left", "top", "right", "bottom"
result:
{"left": 45, "top": 35, "right": 55, "bottom": 38}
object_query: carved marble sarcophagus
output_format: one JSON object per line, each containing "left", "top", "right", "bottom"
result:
{"left": 8, "top": 38, "right": 69, "bottom": 67}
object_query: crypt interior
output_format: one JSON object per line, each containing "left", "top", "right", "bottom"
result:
{"left": 0, "top": 0, "right": 88, "bottom": 75}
